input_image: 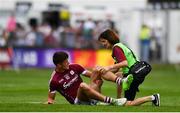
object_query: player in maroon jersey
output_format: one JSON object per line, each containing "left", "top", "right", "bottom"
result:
{"left": 45, "top": 51, "right": 131, "bottom": 105}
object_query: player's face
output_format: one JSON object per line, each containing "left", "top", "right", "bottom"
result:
{"left": 99, "top": 38, "right": 112, "bottom": 49}
{"left": 60, "top": 59, "right": 70, "bottom": 70}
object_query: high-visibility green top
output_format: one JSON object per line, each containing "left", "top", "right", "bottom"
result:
{"left": 139, "top": 27, "right": 150, "bottom": 40}
{"left": 112, "top": 43, "right": 138, "bottom": 74}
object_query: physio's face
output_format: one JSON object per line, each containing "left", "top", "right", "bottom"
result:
{"left": 99, "top": 38, "right": 112, "bottom": 49}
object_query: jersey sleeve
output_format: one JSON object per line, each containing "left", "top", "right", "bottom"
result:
{"left": 112, "top": 46, "right": 127, "bottom": 63}
{"left": 72, "top": 64, "right": 86, "bottom": 75}
{"left": 49, "top": 81, "right": 57, "bottom": 93}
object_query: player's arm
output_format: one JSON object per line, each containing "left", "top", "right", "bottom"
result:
{"left": 45, "top": 81, "right": 57, "bottom": 104}
{"left": 46, "top": 91, "right": 56, "bottom": 104}
{"left": 82, "top": 70, "right": 92, "bottom": 78}
{"left": 75, "top": 64, "right": 92, "bottom": 78}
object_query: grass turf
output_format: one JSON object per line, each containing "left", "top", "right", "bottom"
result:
{"left": 0, "top": 64, "right": 180, "bottom": 112}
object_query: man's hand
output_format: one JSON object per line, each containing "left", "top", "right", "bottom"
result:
{"left": 95, "top": 66, "right": 110, "bottom": 74}
{"left": 44, "top": 91, "right": 56, "bottom": 104}
{"left": 43, "top": 101, "right": 54, "bottom": 104}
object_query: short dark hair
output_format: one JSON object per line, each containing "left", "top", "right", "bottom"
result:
{"left": 98, "top": 29, "right": 119, "bottom": 45}
{"left": 53, "top": 51, "right": 68, "bottom": 66}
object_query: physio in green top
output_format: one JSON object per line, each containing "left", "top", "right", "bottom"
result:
{"left": 97, "top": 29, "right": 160, "bottom": 106}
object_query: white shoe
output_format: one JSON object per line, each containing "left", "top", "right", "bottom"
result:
{"left": 96, "top": 102, "right": 110, "bottom": 106}
{"left": 112, "top": 98, "right": 127, "bottom": 106}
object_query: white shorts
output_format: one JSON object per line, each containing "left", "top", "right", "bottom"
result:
{"left": 74, "top": 98, "right": 98, "bottom": 105}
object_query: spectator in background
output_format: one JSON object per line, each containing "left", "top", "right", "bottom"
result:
{"left": 44, "top": 28, "right": 59, "bottom": 47}
{"left": 74, "top": 20, "right": 84, "bottom": 49}
{"left": 83, "top": 18, "right": 96, "bottom": 48}
{"left": 150, "top": 27, "right": 163, "bottom": 62}
{"left": 139, "top": 24, "right": 151, "bottom": 62}
{"left": 109, "top": 21, "right": 119, "bottom": 35}
{"left": 15, "top": 23, "right": 27, "bottom": 46}
{"left": 25, "top": 18, "right": 44, "bottom": 47}
{"left": 38, "top": 22, "right": 51, "bottom": 39}
{"left": 52, "top": 27, "right": 62, "bottom": 47}
{"left": 93, "top": 21, "right": 102, "bottom": 49}
{"left": 39, "top": 22, "right": 60, "bottom": 47}
{"left": 61, "top": 25, "right": 76, "bottom": 48}
{"left": 6, "top": 12, "right": 17, "bottom": 46}
{"left": 0, "top": 27, "right": 7, "bottom": 47}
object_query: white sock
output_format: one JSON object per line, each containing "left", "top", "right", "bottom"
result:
{"left": 151, "top": 95, "right": 155, "bottom": 100}
{"left": 115, "top": 77, "right": 122, "bottom": 85}
{"left": 123, "top": 77, "right": 128, "bottom": 82}
{"left": 104, "top": 97, "right": 113, "bottom": 103}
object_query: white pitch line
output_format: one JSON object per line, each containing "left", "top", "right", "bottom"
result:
{"left": 26, "top": 101, "right": 43, "bottom": 104}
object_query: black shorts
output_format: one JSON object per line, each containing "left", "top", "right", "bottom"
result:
{"left": 124, "top": 75, "right": 145, "bottom": 101}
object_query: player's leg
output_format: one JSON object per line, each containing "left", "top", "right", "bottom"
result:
{"left": 117, "top": 85, "right": 122, "bottom": 98}
{"left": 77, "top": 82, "right": 110, "bottom": 102}
{"left": 89, "top": 79, "right": 103, "bottom": 93}
{"left": 89, "top": 68, "right": 103, "bottom": 93}
{"left": 76, "top": 82, "right": 127, "bottom": 105}
{"left": 125, "top": 96, "right": 152, "bottom": 106}
{"left": 124, "top": 79, "right": 160, "bottom": 106}
{"left": 125, "top": 94, "right": 160, "bottom": 106}
{"left": 93, "top": 67, "right": 133, "bottom": 91}
{"left": 124, "top": 79, "right": 140, "bottom": 104}
{"left": 124, "top": 81, "right": 147, "bottom": 106}
{"left": 115, "top": 72, "right": 123, "bottom": 98}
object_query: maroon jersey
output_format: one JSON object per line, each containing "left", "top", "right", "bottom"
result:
{"left": 49, "top": 64, "right": 86, "bottom": 104}
{"left": 112, "top": 46, "right": 127, "bottom": 63}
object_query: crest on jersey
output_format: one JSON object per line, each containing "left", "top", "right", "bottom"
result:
{"left": 64, "top": 74, "right": 70, "bottom": 80}
{"left": 59, "top": 79, "right": 64, "bottom": 83}
{"left": 70, "top": 70, "right": 74, "bottom": 75}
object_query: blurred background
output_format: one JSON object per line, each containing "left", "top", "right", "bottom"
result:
{"left": 0, "top": 0, "right": 180, "bottom": 70}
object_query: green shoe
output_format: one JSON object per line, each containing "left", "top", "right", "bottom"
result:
{"left": 122, "top": 74, "right": 133, "bottom": 91}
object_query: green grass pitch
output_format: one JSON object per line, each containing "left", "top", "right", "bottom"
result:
{"left": 0, "top": 64, "right": 180, "bottom": 112}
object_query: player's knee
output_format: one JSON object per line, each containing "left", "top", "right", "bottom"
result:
{"left": 95, "top": 79, "right": 103, "bottom": 87}
{"left": 115, "top": 72, "right": 123, "bottom": 78}
{"left": 79, "top": 83, "right": 89, "bottom": 90}
{"left": 79, "top": 83, "right": 87, "bottom": 88}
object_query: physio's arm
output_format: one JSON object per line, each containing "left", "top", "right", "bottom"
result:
{"left": 108, "top": 60, "right": 128, "bottom": 71}
{"left": 99, "top": 60, "right": 128, "bottom": 74}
